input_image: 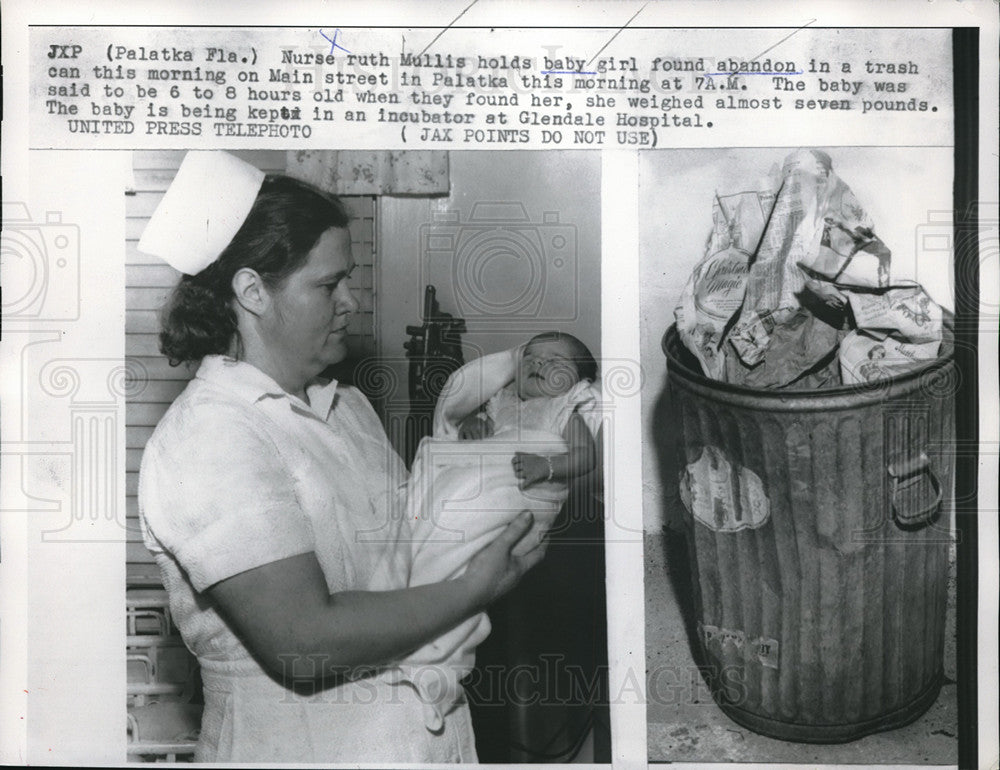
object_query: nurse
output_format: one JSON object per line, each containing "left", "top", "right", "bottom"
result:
{"left": 136, "top": 151, "right": 545, "bottom": 762}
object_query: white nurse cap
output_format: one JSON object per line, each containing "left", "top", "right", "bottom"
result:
{"left": 137, "top": 151, "right": 266, "bottom": 275}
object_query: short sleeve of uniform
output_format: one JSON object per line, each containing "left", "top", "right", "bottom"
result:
{"left": 139, "top": 403, "right": 315, "bottom": 592}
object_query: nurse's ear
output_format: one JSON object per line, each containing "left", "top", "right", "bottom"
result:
{"left": 231, "top": 267, "right": 270, "bottom": 317}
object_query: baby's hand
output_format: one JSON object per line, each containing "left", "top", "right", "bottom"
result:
{"left": 512, "top": 452, "right": 551, "bottom": 489}
{"left": 459, "top": 413, "right": 494, "bottom": 440}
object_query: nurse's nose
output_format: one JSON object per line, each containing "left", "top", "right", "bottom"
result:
{"left": 335, "top": 283, "right": 360, "bottom": 314}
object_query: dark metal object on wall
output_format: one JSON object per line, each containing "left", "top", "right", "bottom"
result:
{"left": 402, "top": 284, "right": 466, "bottom": 466}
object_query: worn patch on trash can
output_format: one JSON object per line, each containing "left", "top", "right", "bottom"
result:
{"left": 700, "top": 622, "right": 780, "bottom": 669}
{"left": 752, "top": 636, "right": 780, "bottom": 669}
{"left": 680, "top": 445, "right": 770, "bottom": 531}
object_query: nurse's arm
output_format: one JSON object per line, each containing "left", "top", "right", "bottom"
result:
{"left": 207, "top": 510, "right": 542, "bottom": 682}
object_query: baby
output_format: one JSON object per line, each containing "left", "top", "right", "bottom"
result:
{"left": 377, "top": 332, "right": 600, "bottom": 731}
{"left": 458, "top": 331, "right": 598, "bottom": 490}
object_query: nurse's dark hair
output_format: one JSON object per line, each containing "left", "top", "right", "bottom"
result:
{"left": 526, "top": 331, "right": 599, "bottom": 382}
{"left": 159, "top": 175, "right": 350, "bottom": 365}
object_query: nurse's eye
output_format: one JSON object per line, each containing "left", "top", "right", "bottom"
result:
{"left": 322, "top": 271, "right": 353, "bottom": 294}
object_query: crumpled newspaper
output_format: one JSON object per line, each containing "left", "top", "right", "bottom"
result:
{"left": 675, "top": 170, "right": 780, "bottom": 380}
{"left": 839, "top": 284, "right": 944, "bottom": 385}
{"left": 838, "top": 333, "right": 941, "bottom": 385}
{"left": 726, "top": 149, "right": 837, "bottom": 371}
{"left": 674, "top": 149, "right": 945, "bottom": 388}
{"left": 803, "top": 217, "right": 892, "bottom": 289}
{"left": 723, "top": 307, "right": 848, "bottom": 389}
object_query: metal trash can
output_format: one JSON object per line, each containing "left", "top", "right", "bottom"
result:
{"left": 662, "top": 324, "right": 954, "bottom": 743}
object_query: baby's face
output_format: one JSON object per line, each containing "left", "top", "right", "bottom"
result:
{"left": 516, "top": 339, "right": 580, "bottom": 399}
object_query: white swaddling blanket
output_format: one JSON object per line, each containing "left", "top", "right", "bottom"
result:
{"left": 376, "top": 348, "right": 596, "bottom": 730}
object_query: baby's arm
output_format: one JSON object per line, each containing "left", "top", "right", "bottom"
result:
{"left": 512, "top": 413, "right": 596, "bottom": 488}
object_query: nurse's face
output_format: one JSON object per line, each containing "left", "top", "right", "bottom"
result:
{"left": 262, "top": 227, "right": 359, "bottom": 380}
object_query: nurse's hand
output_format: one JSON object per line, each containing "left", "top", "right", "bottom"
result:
{"left": 461, "top": 510, "right": 546, "bottom": 608}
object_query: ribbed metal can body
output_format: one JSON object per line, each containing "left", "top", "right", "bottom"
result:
{"left": 662, "top": 325, "right": 955, "bottom": 743}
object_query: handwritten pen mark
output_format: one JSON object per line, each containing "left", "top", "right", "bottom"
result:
{"left": 542, "top": 71, "right": 598, "bottom": 75}
{"left": 749, "top": 19, "right": 816, "bottom": 61}
{"left": 585, "top": 2, "right": 649, "bottom": 68}
{"left": 320, "top": 28, "right": 351, "bottom": 56}
{"left": 419, "top": 0, "right": 481, "bottom": 56}
{"left": 706, "top": 71, "right": 804, "bottom": 77}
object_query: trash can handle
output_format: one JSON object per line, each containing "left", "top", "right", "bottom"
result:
{"left": 887, "top": 450, "right": 942, "bottom": 528}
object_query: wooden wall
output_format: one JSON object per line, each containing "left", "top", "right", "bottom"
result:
{"left": 125, "top": 150, "right": 376, "bottom": 583}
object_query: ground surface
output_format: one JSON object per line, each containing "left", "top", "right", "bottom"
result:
{"left": 645, "top": 530, "right": 958, "bottom": 764}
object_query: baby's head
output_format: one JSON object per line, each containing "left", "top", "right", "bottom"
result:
{"left": 515, "top": 332, "right": 597, "bottom": 400}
